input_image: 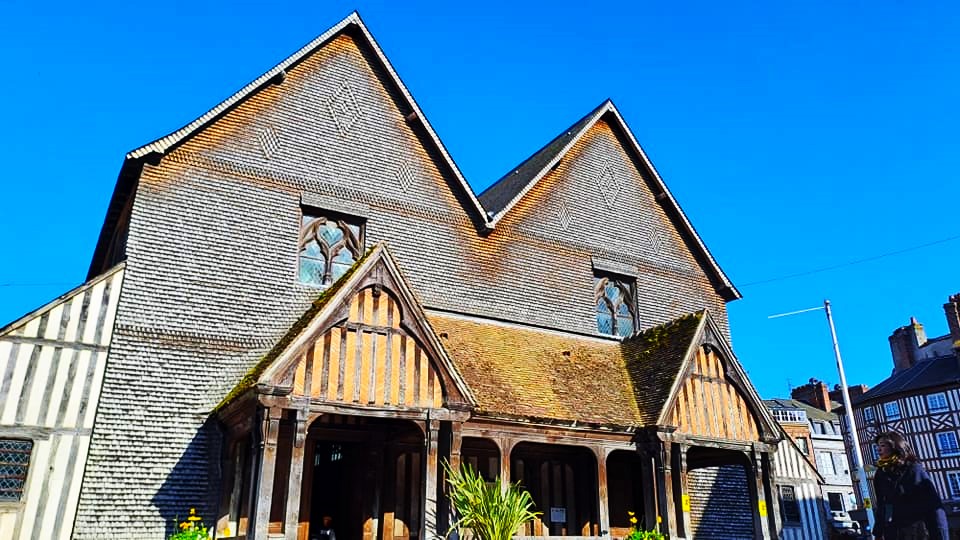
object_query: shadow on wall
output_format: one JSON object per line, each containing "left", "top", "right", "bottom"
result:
{"left": 688, "top": 463, "right": 753, "bottom": 539}
{"left": 151, "top": 417, "right": 224, "bottom": 537}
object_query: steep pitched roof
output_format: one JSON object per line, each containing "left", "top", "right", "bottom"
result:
{"left": 622, "top": 311, "right": 705, "bottom": 425}
{"left": 124, "top": 13, "right": 484, "bottom": 225}
{"left": 622, "top": 310, "right": 779, "bottom": 439}
{"left": 216, "top": 243, "right": 475, "bottom": 411}
{"left": 478, "top": 100, "right": 740, "bottom": 301}
{"left": 854, "top": 353, "right": 960, "bottom": 405}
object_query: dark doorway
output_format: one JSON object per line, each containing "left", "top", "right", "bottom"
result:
{"left": 310, "top": 441, "right": 367, "bottom": 540}
{"left": 302, "top": 416, "right": 425, "bottom": 540}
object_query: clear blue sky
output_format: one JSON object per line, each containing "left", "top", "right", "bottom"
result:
{"left": 2, "top": 1, "right": 958, "bottom": 399}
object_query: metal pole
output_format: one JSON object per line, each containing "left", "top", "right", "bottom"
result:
{"left": 823, "top": 299, "right": 875, "bottom": 532}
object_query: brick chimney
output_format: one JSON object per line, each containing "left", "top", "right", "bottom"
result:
{"left": 889, "top": 317, "right": 927, "bottom": 373}
{"left": 792, "top": 379, "right": 832, "bottom": 412}
{"left": 830, "top": 384, "right": 868, "bottom": 404}
{"left": 944, "top": 294, "right": 960, "bottom": 347}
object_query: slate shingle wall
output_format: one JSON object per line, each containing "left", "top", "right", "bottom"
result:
{"left": 689, "top": 465, "right": 754, "bottom": 539}
{"left": 75, "top": 31, "right": 735, "bottom": 534}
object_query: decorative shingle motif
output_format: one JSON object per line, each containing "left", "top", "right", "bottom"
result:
{"left": 556, "top": 199, "right": 572, "bottom": 231}
{"left": 649, "top": 228, "right": 665, "bottom": 255}
{"left": 595, "top": 162, "right": 622, "bottom": 208}
{"left": 256, "top": 126, "right": 281, "bottom": 159}
{"left": 327, "top": 83, "right": 364, "bottom": 136}
{"left": 395, "top": 161, "right": 415, "bottom": 193}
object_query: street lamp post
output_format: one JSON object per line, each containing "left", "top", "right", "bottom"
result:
{"left": 822, "top": 300, "right": 875, "bottom": 532}
{"left": 769, "top": 300, "right": 875, "bottom": 532}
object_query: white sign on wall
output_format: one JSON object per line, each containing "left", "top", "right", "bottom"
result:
{"left": 550, "top": 507, "right": 566, "bottom": 523}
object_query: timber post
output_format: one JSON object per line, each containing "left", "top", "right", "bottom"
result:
{"left": 284, "top": 409, "right": 307, "bottom": 540}
{"left": 423, "top": 418, "right": 441, "bottom": 540}
{"left": 638, "top": 448, "right": 659, "bottom": 533}
{"left": 254, "top": 406, "right": 282, "bottom": 540}
{"left": 496, "top": 437, "right": 516, "bottom": 491}
{"left": 592, "top": 445, "right": 611, "bottom": 539}
{"left": 675, "top": 444, "right": 692, "bottom": 538}
{"left": 657, "top": 440, "right": 678, "bottom": 539}
{"left": 746, "top": 449, "right": 772, "bottom": 539}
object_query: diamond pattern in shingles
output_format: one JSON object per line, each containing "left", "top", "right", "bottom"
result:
{"left": 0, "top": 439, "right": 31, "bottom": 502}
{"left": 257, "top": 126, "right": 281, "bottom": 159}
{"left": 327, "top": 83, "right": 364, "bottom": 136}
{"left": 556, "top": 199, "right": 572, "bottom": 231}
{"left": 649, "top": 228, "right": 665, "bottom": 255}
{"left": 396, "top": 161, "right": 415, "bottom": 193}
{"left": 595, "top": 162, "right": 622, "bottom": 208}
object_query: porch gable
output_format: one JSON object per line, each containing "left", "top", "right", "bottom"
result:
{"left": 247, "top": 243, "right": 474, "bottom": 413}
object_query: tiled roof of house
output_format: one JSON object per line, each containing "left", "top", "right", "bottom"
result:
{"left": 428, "top": 313, "right": 643, "bottom": 427}
{"left": 428, "top": 311, "right": 709, "bottom": 428}
{"left": 854, "top": 353, "right": 960, "bottom": 405}
{"left": 764, "top": 398, "right": 838, "bottom": 422}
{"left": 623, "top": 311, "right": 704, "bottom": 425}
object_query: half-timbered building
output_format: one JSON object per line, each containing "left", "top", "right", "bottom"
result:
{"left": 848, "top": 294, "right": 960, "bottom": 530}
{"left": 1, "top": 12, "right": 791, "bottom": 540}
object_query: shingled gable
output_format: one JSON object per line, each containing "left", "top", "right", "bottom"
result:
{"left": 219, "top": 242, "right": 475, "bottom": 412}
{"left": 88, "top": 11, "right": 489, "bottom": 278}
{"left": 627, "top": 310, "right": 779, "bottom": 440}
{"left": 479, "top": 101, "right": 741, "bottom": 301}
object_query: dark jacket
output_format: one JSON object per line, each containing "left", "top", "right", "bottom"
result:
{"left": 873, "top": 461, "right": 948, "bottom": 539}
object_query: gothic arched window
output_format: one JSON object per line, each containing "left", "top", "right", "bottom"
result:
{"left": 299, "top": 214, "right": 364, "bottom": 287}
{"left": 595, "top": 275, "right": 636, "bottom": 337}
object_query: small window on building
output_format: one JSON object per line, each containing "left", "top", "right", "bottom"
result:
{"left": 796, "top": 437, "right": 809, "bottom": 456}
{"left": 817, "top": 451, "right": 837, "bottom": 475}
{"left": 298, "top": 213, "right": 365, "bottom": 287}
{"left": 870, "top": 443, "right": 880, "bottom": 462}
{"left": 0, "top": 439, "right": 32, "bottom": 502}
{"left": 779, "top": 485, "right": 801, "bottom": 523}
{"left": 928, "top": 393, "right": 949, "bottom": 413}
{"left": 947, "top": 471, "right": 960, "bottom": 499}
{"left": 936, "top": 432, "right": 960, "bottom": 457}
{"left": 828, "top": 492, "right": 845, "bottom": 511}
{"left": 863, "top": 406, "right": 876, "bottom": 423}
{"left": 883, "top": 401, "right": 901, "bottom": 420}
{"left": 594, "top": 274, "right": 635, "bottom": 337}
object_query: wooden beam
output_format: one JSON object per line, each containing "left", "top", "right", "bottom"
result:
{"left": 656, "top": 441, "right": 677, "bottom": 539}
{"left": 592, "top": 446, "right": 611, "bottom": 539}
{"left": 423, "top": 419, "right": 441, "bottom": 540}
{"left": 284, "top": 410, "right": 307, "bottom": 540}
{"left": 676, "top": 444, "right": 692, "bottom": 538}
{"left": 254, "top": 407, "right": 282, "bottom": 539}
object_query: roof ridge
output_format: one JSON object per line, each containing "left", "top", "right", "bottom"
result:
{"left": 477, "top": 100, "right": 610, "bottom": 208}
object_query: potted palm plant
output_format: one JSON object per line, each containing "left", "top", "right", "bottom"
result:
{"left": 443, "top": 461, "right": 540, "bottom": 540}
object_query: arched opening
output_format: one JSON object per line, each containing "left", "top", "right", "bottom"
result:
{"left": 606, "top": 450, "right": 646, "bottom": 535}
{"left": 300, "top": 415, "right": 425, "bottom": 540}
{"left": 511, "top": 442, "right": 599, "bottom": 536}
{"left": 685, "top": 447, "right": 753, "bottom": 540}
{"left": 460, "top": 437, "right": 500, "bottom": 481}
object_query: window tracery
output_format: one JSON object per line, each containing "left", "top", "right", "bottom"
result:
{"left": 298, "top": 214, "right": 364, "bottom": 287}
{"left": 594, "top": 275, "right": 636, "bottom": 337}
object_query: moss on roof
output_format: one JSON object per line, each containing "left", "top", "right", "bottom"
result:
{"left": 214, "top": 247, "right": 374, "bottom": 412}
{"left": 428, "top": 314, "right": 643, "bottom": 427}
{"left": 623, "top": 311, "right": 704, "bottom": 425}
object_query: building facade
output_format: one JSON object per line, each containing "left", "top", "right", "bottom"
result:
{"left": 0, "top": 12, "right": 794, "bottom": 540}
{"left": 848, "top": 294, "right": 960, "bottom": 529}
{"left": 767, "top": 396, "right": 856, "bottom": 518}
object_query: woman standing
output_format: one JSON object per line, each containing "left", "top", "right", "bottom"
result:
{"left": 872, "top": 431, "right": 949, "bottom": 539}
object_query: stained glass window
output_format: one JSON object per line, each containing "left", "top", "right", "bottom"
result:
{"left": 594, "top": 275, "right": 636, "bottom": 337}
{"left": 299, "top": 213, "right": 364, "bottom": 287}
{"left": 0, "top": 439, "right": 32, "bottom": 502}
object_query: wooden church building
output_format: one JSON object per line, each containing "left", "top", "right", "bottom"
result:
{"left": 0, "top": 12, "right": 789, "bottom": 540}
